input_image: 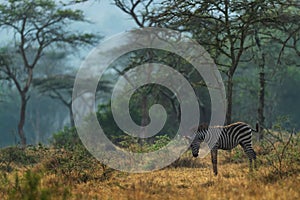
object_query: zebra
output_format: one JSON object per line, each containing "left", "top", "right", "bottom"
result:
{"left": 189, "top": 122, "right": 258, "bottom": 175}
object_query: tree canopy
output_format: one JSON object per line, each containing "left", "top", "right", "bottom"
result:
{"left": 0, "top": 0, "right": 98, "bottom": 146}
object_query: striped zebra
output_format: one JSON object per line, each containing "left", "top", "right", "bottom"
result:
{"left": 190, "top": 122, "right": 258, "bottom": 175}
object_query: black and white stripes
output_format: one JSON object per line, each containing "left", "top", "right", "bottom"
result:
{"left": 190, "top": 122, "right": 258, "bottom": 175}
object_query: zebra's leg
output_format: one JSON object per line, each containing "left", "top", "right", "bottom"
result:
{"left": 211, "top": 149, "right": 218, "bottom": 176}
{"left": 249, "top": 148, "right": 257, "bottom": 171}
{"left": 252, "top": 149, "right": 257, "bottom": 170}
{"left": 241, "top": 144, "right": 257, "bottom": 172}
{"left": 249, "top": 159, "right": 253, "bottom": 172}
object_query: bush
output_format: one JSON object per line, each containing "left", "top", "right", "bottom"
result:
{"left": 260, "top": 122, "right": 299, "bottom": 178}
{"left": 0, "top": 147, "right": 37, "bottom": 172}
{"left": 49, "top": 127, "right": 116, "bottom": 182}
{"left": 7, "top": 170, "right": 51, "bottom": 200}
{"left": 115, "top": 134, "right": 172, "bottom": 153}
{"left": 0, "top": 169, "right": 71, "bottom": 200}
{"left": 51, "top": 127, "right": 82, "bottom": 150}
{"left": 146, "top": 135, "right": 171, "bottom": 151}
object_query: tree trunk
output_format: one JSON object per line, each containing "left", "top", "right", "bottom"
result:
{"left": 18, "top": 93, "right": 27, "bottom": 147}
{"left": 258, "top": 56, "right": 265, "bottom": 141}
{"left": 141, "top": 94, "right": 149, "bottom": 137}
{"left": 255, "top": 30, "right": 266, "bottom": 141}
{"left": 68, "top": 103, "right": 75, "bottom": 127}
{"left": 226, "top": 75, "right": 233, "bottom": 125}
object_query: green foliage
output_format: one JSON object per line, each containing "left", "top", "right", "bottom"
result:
{"left": 0, "top": 0, "right": 99, "bottom": 146}
{"left": 7, "top": 170, "right": 52, "bottom": 200}
{"left": 97, "top": 103, "right": 124, "bottom": 141}
{"left": 0, "top": 169, "right": 71, "bottom": 200}
{"left": 0, "top": 147, "right": 36, "bottom": 172}
{"left": 117, "top": 135, "right": 140, "bottom": 151}
{"left": 231, "top": 149, "right": 245, "bottom": 163}
{"left": 51, "top": 127, "right": 82, "bottom": 150}
{"left": 33, "top": 75, "right": 75, "bottom": 94}
{"left": 50, "top": 127, "right": 107, "bottom": 183}
{"left": 113, "top": 134, "right": 171, "bottom": 153}
{"left": 42, "top": 148, "right": 96, "bottom": 183}
{"left": 55, "top": 9, "right": 84, "bottom": 20}
{"left": 146, "top": 135, "right": 171, "bottom": 151}
{"left": 114, "top": 0, "right": 300, "bottom": 130}
{"left": 222, "top": 148, "right": 246, "bottom": 165}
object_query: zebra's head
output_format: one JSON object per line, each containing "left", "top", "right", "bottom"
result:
{"left": 191, "top": 139, "right": 200, "bottom": 157}
{"left": 190, "top": 130, "right": 205, "bottom": 157}
{"left": 186, "top": 124, "right": 207, "bottom": 157}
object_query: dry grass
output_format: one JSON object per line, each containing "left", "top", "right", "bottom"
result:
{"left": 67, "top": 152, "right": 300, "bottom": 200}
{"left": 0, "top": 144, "right": 299, "bottom": 200}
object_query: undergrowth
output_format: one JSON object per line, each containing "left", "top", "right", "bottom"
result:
{"left": 0, "top": 124, "right": 298, "bottom": 199}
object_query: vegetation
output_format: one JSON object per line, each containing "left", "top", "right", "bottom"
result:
{"left": 0, "top": 0, "right": 97, "bottom": 146}
{"left": 0, "top": 0, "right": 299, "bottom": 145}
{"left": 0, "top": 126, "right": 299, "bottom": 199}
{"left": 0, "top": 0, "right": 299, "bottom": 199}
{"left": 113, "top": 0, "right": 300, "bottom": 132}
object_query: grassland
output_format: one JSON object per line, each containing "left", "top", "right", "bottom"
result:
{"left": 0, "top": 139, "right": 299, "bottom": 200}
{"left": 68, "top": 156, "right": 300, "bottom": 200}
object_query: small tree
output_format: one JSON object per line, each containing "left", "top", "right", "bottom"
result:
{"left": 33, "top": 75, "right": 76, "bottom": 127}
{"left": 0, "top": 0, "right": 97, "bottom": 146}
{"left": 33, "top": 75, "right": 111, "bottom": 127}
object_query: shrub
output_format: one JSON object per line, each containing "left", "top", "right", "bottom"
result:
{"left": 147, "top": 135, "right": 171, "bottom": 151}
{"left": 260, "top": 121, "right": 299, "bottom": 178}
{"left": 0, "top": 147, "right": 36, "bottom": 172}
{"left": 1, "top": 169, "right": 71, "bottom": 200}
{"left": 7, "top": 170, "right": 52, "bottom": 200}
{"left": 49, "top": 127, "right": 116, "bottom": 182}
{"left": 51, "top": 127, "right": 82, "bottom": 150}
{"left": 115, "top": 134, "right": 172, "bottom": 153}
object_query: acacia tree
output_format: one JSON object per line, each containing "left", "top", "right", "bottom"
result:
{"left": 33, "top": 75, "right": 111, "bottom": 128}
{"left": 0, "top": 0, "right": 96, "bottom": 146}
{"left": 33, "top": 75, "right": 76, "bottom": 127}
{"left": 114, "top": 0, "right": 257, "bottom": 124}
{"left": 114, "top": 0, "right": 299, "bottom": 126}
{"left": 147, "top": 0, "right": 279, "bottom": 124}
{"left": 113, "top": 0, "right": 158, "bottom": 137}
{"left": 248, "top": 2, "right": 300, "bottom": 139}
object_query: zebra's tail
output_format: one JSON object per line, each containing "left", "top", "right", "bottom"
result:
{"left": 251, "top": 121, "right": 259, "bottom": 132}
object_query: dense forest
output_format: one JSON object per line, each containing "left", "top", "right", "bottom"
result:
{"left": 0, "top": 0, "right": 299, "bottom": 147}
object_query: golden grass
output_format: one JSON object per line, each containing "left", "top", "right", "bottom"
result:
{"left": 1, "top": 147, "right": 299, "bottom": 200}
{"left": 66, "top": 154, "right": 299, "bottom": 200}
{"left": 68, "top": 169, "right": 300, "bottom": 199}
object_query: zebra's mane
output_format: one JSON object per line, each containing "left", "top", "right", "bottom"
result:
{"left": 210, "top": 122, "right": 246, "bottom": 129}
{"left": 191, "top": 121, "right": 246, "bottom": 133}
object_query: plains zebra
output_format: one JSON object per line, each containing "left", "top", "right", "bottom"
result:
{"left": 190, "top": 122, "right": 258, "bottom": 175}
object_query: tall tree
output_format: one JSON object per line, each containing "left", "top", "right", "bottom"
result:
{"left": 148, "top": 0, "right": 280, "bottom": 124}
{"left": 114, "top": 0, "right": 300, "bottom": 126}
{"left": 0, "top": 0, "right": 97, "bottom": 146}
{"left": 251, "top": 1, "right": 300, "bottom": 139}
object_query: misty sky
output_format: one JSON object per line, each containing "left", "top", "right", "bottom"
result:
{"left": 76, "top": 1, "right": 136, "bottom": 36}
{"left": 69, "top": 1, "right": 137, "bottom": 67}
{"left": 0, "top": 0, "right": 136, "bottom": 56}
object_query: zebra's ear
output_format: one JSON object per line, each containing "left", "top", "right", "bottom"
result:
{"left": 199, "top": 122, "right": 209, "bottom": 130}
